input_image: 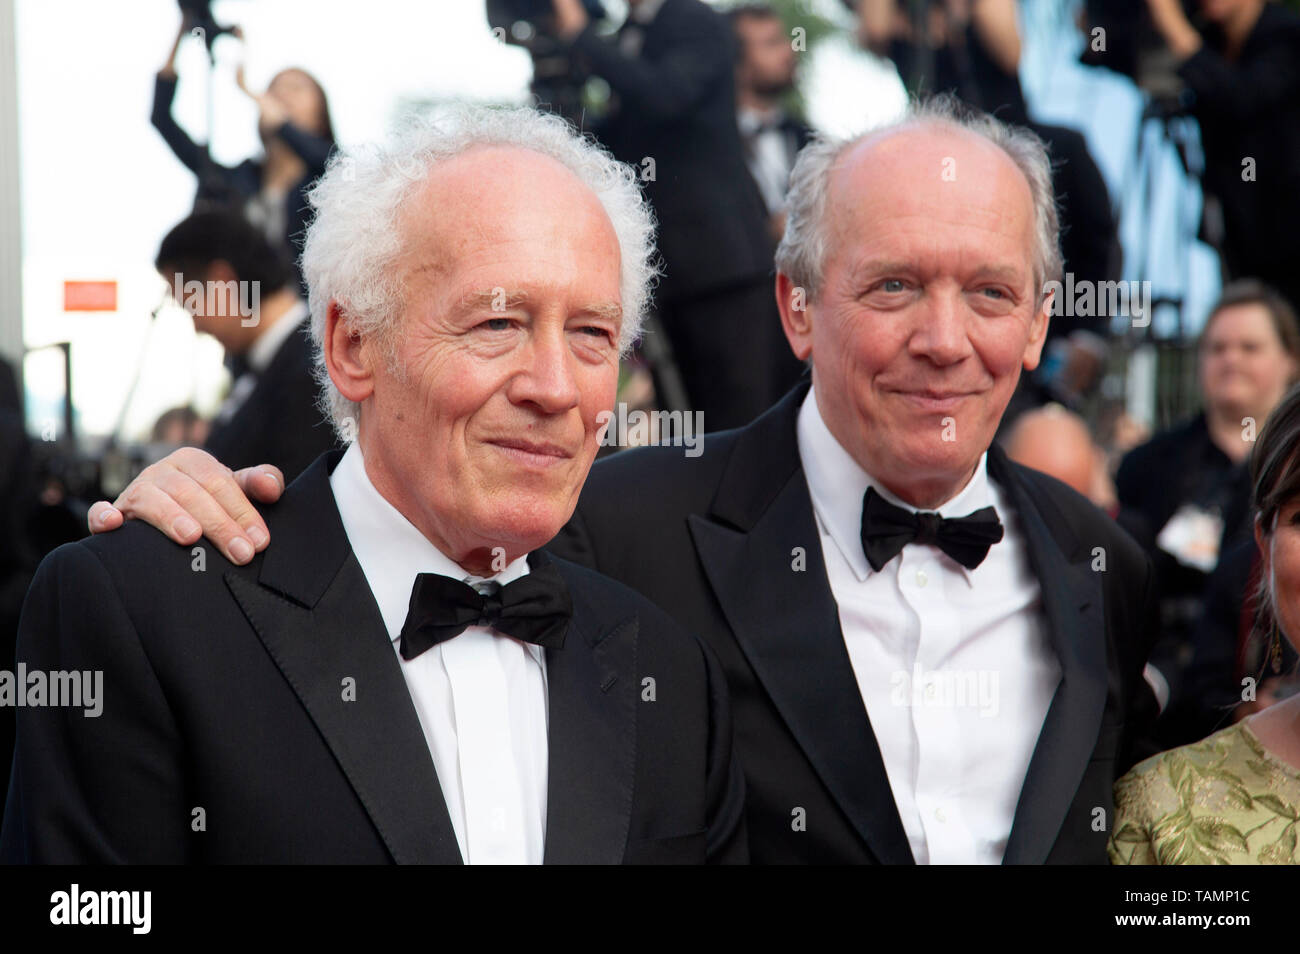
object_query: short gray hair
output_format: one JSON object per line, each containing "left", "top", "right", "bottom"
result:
{"left": 774, "top": 93, "right": 1062, "bottom": 306}
{"left": 301, "top": 104, "right": 658, "bottom": 437}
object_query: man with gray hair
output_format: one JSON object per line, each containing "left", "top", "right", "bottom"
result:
{"left": 2, "top": 104, "right": 745, "bottom": 864}
{"left": 556, "top": 96, "right": 1156, "bottom": 864}
{"left": 85, "top": 96, "right": 1157, "bottom": 864}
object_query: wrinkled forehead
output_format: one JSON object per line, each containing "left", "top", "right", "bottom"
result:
{"left": 396, "top": 146, "right": 622, "bottom": 280}
{"left": 826, "top": 124, "right": 1036, "bottom": 271}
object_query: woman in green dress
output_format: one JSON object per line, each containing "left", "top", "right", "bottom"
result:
{"left": 1110, "top": 384, "right": 1300, "bottom": 864}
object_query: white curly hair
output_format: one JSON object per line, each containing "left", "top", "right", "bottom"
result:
{"left": 300, "top": 103, "right": 659, "bottom": 438}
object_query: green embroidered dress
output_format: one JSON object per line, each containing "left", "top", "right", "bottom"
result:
{"left": 1109, "top": 721, "right": 1300, "bottom": 864}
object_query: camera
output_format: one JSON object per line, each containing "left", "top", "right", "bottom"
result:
{"left": 486, "top": 0, "right": 609, "bottom": 123}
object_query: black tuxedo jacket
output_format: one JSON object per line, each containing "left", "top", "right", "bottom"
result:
{"left": 572, "top": 0, "right": 773, "bottom": 303}
{"left": 204, "top": 323, "right": 340, "bottom": 484}
{"left": 1, "top": 452, "right": 746, "bottom": 864}
{"left": 552, "top": 381, "right": 1159, "bottom": 864}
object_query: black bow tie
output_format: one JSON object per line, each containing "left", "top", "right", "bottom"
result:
{"left": 398, "top": 553, "right": 572, "bottom": 660}
{"left": 859, "top": 486, "right": 1004, "bottom": 572}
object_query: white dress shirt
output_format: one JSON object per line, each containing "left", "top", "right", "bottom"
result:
{"left": 619, "top": 0, "right": 668, "bottom": 55}
{"left": 737, "top": 107, "right": 794, "bottom": 215}
{"left": 796, "top": 389, "right": 1061, "bottom": 864}
{"left": 329, "top": 443, "right": 549, "bottom": 864}
{"left": 246, "top": 298, "right": 309, "bottom": 373}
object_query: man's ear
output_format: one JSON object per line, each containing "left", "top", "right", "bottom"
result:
{"left": 776, "top": 272, "right": 814, "bottom": 362}
{"left": 324, "top": 300, "right": 375, "bottom": 405}
{"left": 1021, "top": 289, "right": 1052, "bottom": 372}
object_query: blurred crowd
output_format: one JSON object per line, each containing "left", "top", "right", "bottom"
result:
{"left": 2, "top": 0, "right": 1300, "bottom": 838}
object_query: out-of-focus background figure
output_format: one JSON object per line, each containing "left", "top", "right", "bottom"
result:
{"left": 730, "top": 3, "right": 815, "bottom": 242}
{"left": 155, "top": 208, "right": 339, "bottom": 482}
{"left": 1002, "top": 404, "right": 1114, "bottom": 508}
{"left": 1144, "top": 0, "right": 1300, "bottom": 317}
{"left": 1116, "top": 281, "right": 1300, "bottom": 744}
{"left": 152, "top": 15, "right": 335, "bottom": 294}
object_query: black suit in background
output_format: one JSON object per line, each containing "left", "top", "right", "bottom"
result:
{"left": 1179, "top": 3, "right": 1300, "bottom": 314}
{"left": 203, "top": 320, "right": 340, "bottom": 484}
{"left": 571, "top": 0, "right": 803, "bottom": 430}
{"left": 1029, "top": 120, "right": 1120, "bottom": 342}
{"left": 1115, "top": 413, "right": 1254, "bottom": 748}
{"left": 0, "top": 363, "right": 41, "bottom": 819}
{"left": 738, "top": 108, "right": 815, "bottom": 216}
{"left": 1, "top": 451, "right": 746, "bottom": 864}
{"left": 552, "top": 380, "right": 1159, "bottom": 863}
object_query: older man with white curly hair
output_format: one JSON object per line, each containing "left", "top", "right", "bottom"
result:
{"left": 1, "top": 105, "right": 745, "bottom": 865}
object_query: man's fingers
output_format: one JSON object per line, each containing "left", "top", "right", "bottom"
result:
{"left": 115, "top": 466, "right": 255, "bottom": 564}
{"left": 164, "top": 446, "right": 268, "bottom": 551}
{"left": 234, "top": 465, "right": 285, "bottom": 506}
{"left": 87, "top": 501, "right": 124, "bottom": 534}
{"left": 112, "top": 479, "right": 205, "bottom": 545}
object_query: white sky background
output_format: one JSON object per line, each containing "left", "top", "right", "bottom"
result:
{"left": 14, "top": 0, "right": 901, "bottom": 441}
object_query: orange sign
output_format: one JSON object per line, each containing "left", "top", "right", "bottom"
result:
{"left": 63, "top": 280, "right": 117, "bottom": 311}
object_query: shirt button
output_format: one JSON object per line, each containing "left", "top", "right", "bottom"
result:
{"left": 935, "top": 807, "right": 947, "bottom": 823}
{"left": 915, "top": 569, "right": 928, "bottom": 588}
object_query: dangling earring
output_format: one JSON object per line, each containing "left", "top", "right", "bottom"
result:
{"left": 1272, "top": 623, "right": 1285, "bottom": 675}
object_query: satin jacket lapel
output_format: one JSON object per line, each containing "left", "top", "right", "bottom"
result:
{"left": 990, "top": 448, "right": 1107, "bottom": 865}
{"left": 542, "top": 559, "right": 637, "bottom": 865}
{"left": 225, "top": 451, "right": 462, "bottom": 865}
{"left": 689, "top": 385, "right": 915, "bottom": 864}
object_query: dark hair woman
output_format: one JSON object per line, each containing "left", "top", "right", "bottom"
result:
{"left": 1110, "top": 382, "right": 1300, "bottom": 865}
{"left": 151, "top": 17, "right": 335, "bottom": 295}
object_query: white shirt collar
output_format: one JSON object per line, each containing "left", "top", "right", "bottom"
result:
{"left": 795, "top": 387, "right": 992, "bottom": 584}
{"left": 246, "top": 298, "right": 309, "bottom": 373}
{"left": 630, "top": 0, "right": 668, "bottom": 25}
{"left": 737, "top": 105, "right": 783, "bottom": 134}
{"left": 328, "top": 442, "right": 533, "bottom": 647}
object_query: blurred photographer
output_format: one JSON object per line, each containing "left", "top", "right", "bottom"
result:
{"left": 1144, "top": 0, "right": 1300, "bottom": 316}
{"left": 552, "top": 0, "right": 803, "bottom": 430}
{"left": 152, "top": 14, "right": 336, "bottom": 295}
{"left": 857, "top": 0, "right": 1023, "bottom": 114}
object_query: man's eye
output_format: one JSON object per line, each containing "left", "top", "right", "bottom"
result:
{"left": 880, "top": 279, "right": 906, "bottom": 293}
{"left": 580, "top": 326, "right": 612, "bottom": 340}
{"left": 981, "top": 287, "right": 1006, "bottom": 300}
{"left": 480, "top": 317, "right": 512, "bottom": 331}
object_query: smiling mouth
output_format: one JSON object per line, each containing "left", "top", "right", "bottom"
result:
{"left": 487, "top": 439, "right": 574, "bottom": 467}
{"left": 893, "top": 390, "right": 977, "bottom": 409}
